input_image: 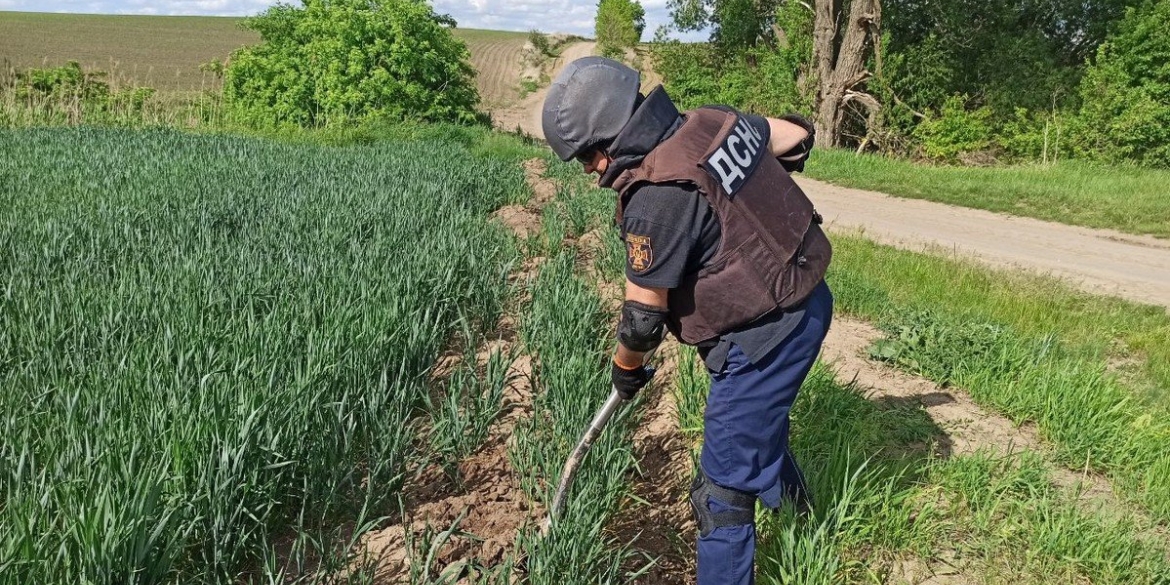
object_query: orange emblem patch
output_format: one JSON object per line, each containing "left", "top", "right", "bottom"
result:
{"left": 626, "top": 234, "right": 653, "bottom": 272}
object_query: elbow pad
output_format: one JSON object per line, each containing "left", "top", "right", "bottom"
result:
{"left": 777, "top": 113, "right": 815, "bottom": 173}
{"left": 618, "top": 300, "right": 669, "bottom": 352}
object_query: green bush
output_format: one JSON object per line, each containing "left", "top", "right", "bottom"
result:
{"left": 15, "top": 61, "right": 110, "bottom": 102}
{"left": 994, "top": 107, "right": 1047, "bottom": 161}
{"left": 1072, "top": 0, "right": 1170, "bottom": 167}
{"left": 912, "top": 95, "right": 994, "bottom": 162}
{"left": 649, "top": 39, "right": 719, "bottom": 108}
{"left": 224, "top": 0, "right": 481, "bottom": 128}
{"left": 528, "top": 29, "right": 554, "bottom": 57}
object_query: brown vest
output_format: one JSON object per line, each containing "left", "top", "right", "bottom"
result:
{"left": 612, "top": 107, "right": 832, "bottom": 344}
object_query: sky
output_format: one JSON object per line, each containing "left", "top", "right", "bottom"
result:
{"left": 0, "top": 0, "right": 704, "bottom": 41}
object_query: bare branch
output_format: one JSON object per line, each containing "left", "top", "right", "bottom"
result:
{"left": 771, "top": 24, "right": 790, "bottom": 49}
{"left": 891, "top": 92, "right": 927, "bottom": 120}
{"left": 842, "top": 90, "right": 881, "bottom": 111}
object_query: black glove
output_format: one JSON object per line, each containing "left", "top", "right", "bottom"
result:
{"left": 611, "top": 359, "right": 655, "bottom": 400}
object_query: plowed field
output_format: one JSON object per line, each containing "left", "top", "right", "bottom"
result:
{"left": 457, "top": 29, "right": 530, "bottom": 109}
{"left": 0, "top": 12, "right": 532, "bottom": 105}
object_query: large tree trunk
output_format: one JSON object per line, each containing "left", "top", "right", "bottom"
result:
{"left": 812, "top": 0, "right": 881, "bottom": 147}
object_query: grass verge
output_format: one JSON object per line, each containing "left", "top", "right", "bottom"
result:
{"left": 672, "top": 348, "right": 1170, "bottom": 584}
{"left": 829, "top": 232, "right": 1170, "bottom": 523}
{"left": 807, "top": 149, "right": 1170, "bottom": 238}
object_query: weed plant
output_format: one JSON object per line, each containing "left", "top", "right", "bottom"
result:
{"left": 927, "top": 452, "right": 1170, "bottom": 583}
{"left": 0, "top": 127, "right": 523, "bottom": 582}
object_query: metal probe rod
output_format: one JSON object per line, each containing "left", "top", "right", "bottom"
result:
{"left": 542, "top": 347, "right": 658, "bottom": 534}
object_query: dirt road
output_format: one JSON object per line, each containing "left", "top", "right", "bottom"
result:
{"left": 801, "top": 177, "right": 1170, "bottom": 309}
{"left": 498, "top": 41, "right": 1170, "bottom": 311}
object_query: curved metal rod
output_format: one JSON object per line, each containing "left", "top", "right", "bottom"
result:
{"left": 542, "top": 347, "right": 658, "bottom": 534}
{"left": 543, "top": 388, "right": 625, "bottom": 533}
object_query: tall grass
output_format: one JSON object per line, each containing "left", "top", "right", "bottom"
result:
{"left": 0, "top": 127, "right": 523, "bottom": 582}
{"left": 828, "top": 233, "right": 1170, "bottom": 522}
{"left": 0, "top": 61, "right": 226, "bottom": 128}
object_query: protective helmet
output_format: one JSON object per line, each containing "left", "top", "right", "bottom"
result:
{"left": 541, "top": 56, "right": 641, "bottom": 161}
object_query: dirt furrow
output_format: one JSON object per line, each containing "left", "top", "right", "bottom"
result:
{"left": 352, "top": 159, "right": 557, "bottom": 583}
{"left": 467, "top": 38, "right": 526, "bottom": 109}
{"left": 609, "top": 338, "right": 696, "bottom": 585}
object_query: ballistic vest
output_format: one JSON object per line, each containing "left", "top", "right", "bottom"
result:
{"left": 612, "top": 107, "right": 832, "bottom": 345}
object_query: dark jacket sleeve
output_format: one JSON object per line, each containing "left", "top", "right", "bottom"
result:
{"left": 620, "top": 184, "right": 707, "bottom": 289}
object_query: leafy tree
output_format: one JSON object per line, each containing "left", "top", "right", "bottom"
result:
{"left": 657, "top": 0, "right": 1146, "bottom": 161}
{"left": 663, "top": 0, "right": 881, "bottom": 146}
{"left": 879, "top": 0, "right": 1118, "bottom": 116}
{"left": 667, "top": 0, "right": 780, "bottom": 54}
{"left": 596, "top": 0, "right": 647, "bottom": 59}
{"left": 650, "top": 1, "right": 813, "bottom": 116}
{"left": 224, "top": 0, "right": 480, "bottom": 128}
{"left": 1073, "top": 0, "right": 1170, "bottom": 166}
{"left": 15, "top": 61, "right": 110, "bottom": 102}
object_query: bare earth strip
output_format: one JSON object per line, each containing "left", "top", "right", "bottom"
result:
{"left": 355, "top": 160, "right": 556, "bottom": 583}
{"left": 614, "top": 340, "right": 696, "bottom": 585}
{"left": 801, "top": 177, "right": 1170, "bottom": 310}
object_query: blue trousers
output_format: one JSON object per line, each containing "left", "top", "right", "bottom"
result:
{"left": 696, "top": 283, "right": 833, "bottom": 585}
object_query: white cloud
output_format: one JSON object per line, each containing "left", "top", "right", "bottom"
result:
{"left": 5, "top": 0, "right": 705, "bottom": 40}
